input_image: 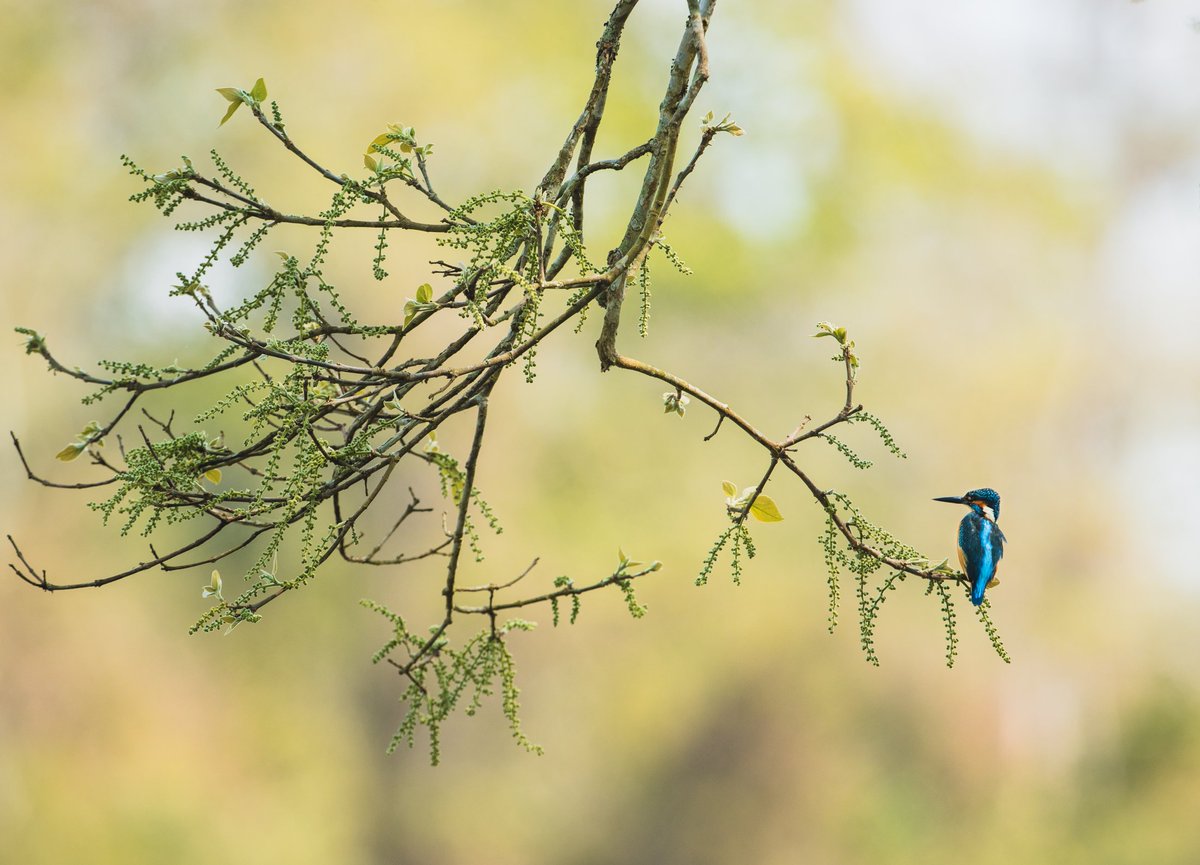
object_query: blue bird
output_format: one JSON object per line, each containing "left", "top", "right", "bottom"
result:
{"left": 933, "top": 488, "right": 1006, "bottom": 606}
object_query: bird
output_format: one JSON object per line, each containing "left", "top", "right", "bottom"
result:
{"left": 933, "top": 488, "right": 1006, "bottom": 606}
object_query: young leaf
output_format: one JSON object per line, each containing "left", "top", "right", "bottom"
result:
{"left": 203, "top": 468, "right": 222, "bottom": 484}
{"left": 416, "top": 283, "right": 433, "bottom": 303}
{"left": 218, "top": 98, "right": 242, "bottom": 126}
{"left": 202, "top": 569, "right": 223, "bottom": 599}
{"left": 617, "top": 548, "right": 644, "bottom": 568}
{"left": 749, "top": 494, "right": 784, "bottom": 522}
{"left": 722, "top": 480, "right": 737, "bottom": 498}
{"left": 55, "top": 442, "right": 86, "bottom": 462}
{"left": 249, "top": 78, "right": 267, "bottom": 102}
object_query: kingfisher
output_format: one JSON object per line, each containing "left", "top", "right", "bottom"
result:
{"left": 933, "top": 488, "right": 1006, "bottom": 606}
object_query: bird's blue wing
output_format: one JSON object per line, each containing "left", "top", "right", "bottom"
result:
{"left": 959, "top": 515, "right": 1002, "bottom": 606}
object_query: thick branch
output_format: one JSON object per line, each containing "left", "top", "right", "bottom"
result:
{"left": 539, "top": 0, "right": 640, "bottom": 196}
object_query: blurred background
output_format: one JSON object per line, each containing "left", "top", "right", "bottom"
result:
{"left": 4, "top": 1, "right": 1200, "bottom": 862}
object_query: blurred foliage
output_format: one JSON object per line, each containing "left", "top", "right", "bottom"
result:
{"left": 4, "top": 1, "right": 1200, "bottom": 864}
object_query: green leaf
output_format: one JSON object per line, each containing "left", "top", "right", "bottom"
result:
{"left": 202, "top": 569, "right": 223, "bottom": 599}
{"left": 249, "top": 77, "right": 267, "bottom": 102}
{"left": 218, "top": 99, "right": 242, "bottom": 127}
{"left": 721, "top": 480, "right": 737, "bottom": 498}
{"left": 203, "top": 468, "right": 222, "bottom": 484}
{"left": 215, "top": 87, "right": 242, "bottom": 103}
{"left": 416, "top": 283, "right": 433, "bottom": 303}
{"left": 364, "top": 153, "right": 378, "bottom": 172}
{"left": 16, "top": 328, "right": 46, "bottom": 354}
{"left": 55, "top": 442, "right": 86, "bottom": 462}
{"left": 617, "top": 548, "right": 643, "bottom": 568}
{"left": 661, "top": 391, "right": 688, "bottom": 416}
{"left": 749, "top": 494, "right": 784, "bottom": 522}
{"left": 403, "top": 300, "right": 418, "bottom": 328}
{"left": 812, "top": 321, "right": 841, "bottom": 341}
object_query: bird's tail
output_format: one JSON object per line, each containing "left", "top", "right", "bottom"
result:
{"left": 970, "top": 578, "right": 987, "bottom": 606}
{"left": 970, "top": 574, "right": 1000, "bottom": 606}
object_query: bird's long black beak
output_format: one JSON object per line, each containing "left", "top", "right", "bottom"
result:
{"left": 932, "top": 495, "right": 966, "bottom": 505}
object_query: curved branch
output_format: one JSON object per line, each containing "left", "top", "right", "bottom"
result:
{"left": 7, "top": 520, "right": 229, "bottom": 591}
{"left": 248, "top": 105, "right": 449, "bottom": 233}
{"left": 453, "top": 561, "right": 659, "bottom": 616}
